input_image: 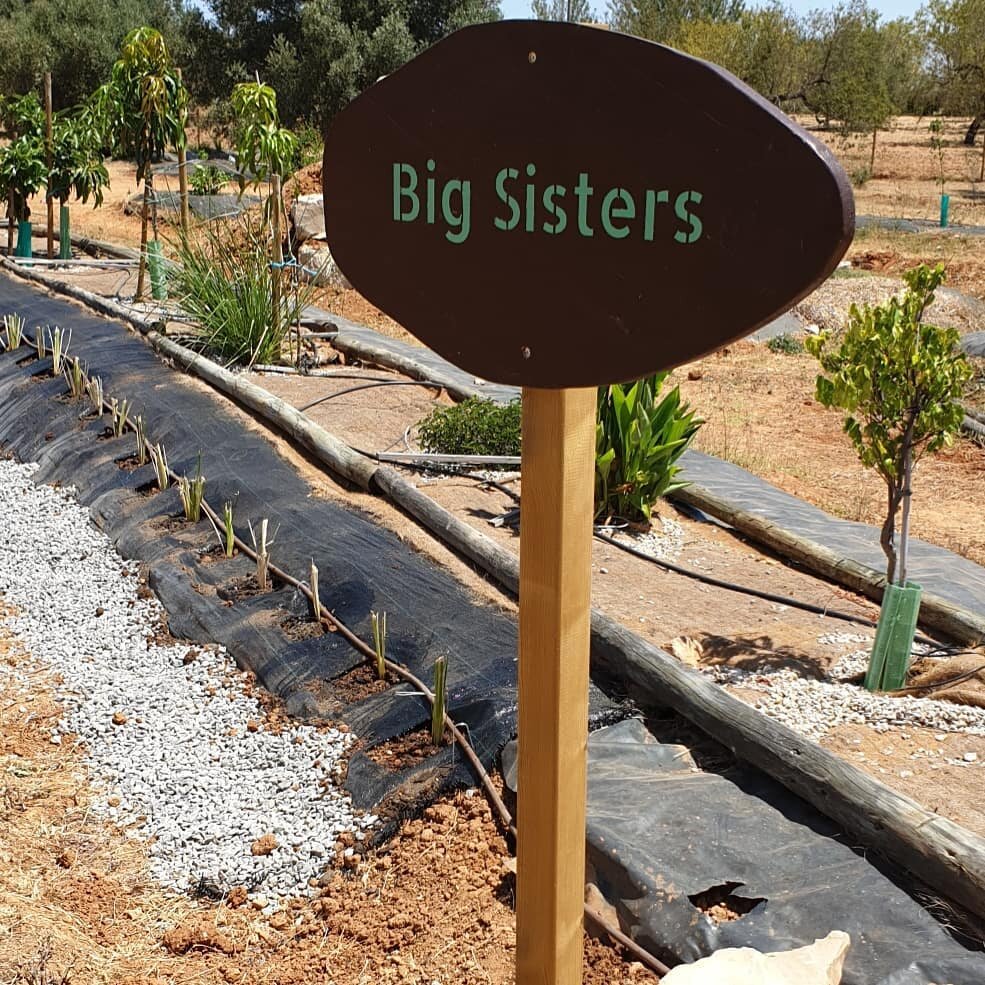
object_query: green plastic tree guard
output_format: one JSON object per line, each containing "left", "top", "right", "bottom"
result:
{"left": 15, "top": 221, "right": 32, "bottom": 257}
{"left": 940, "top": 194, "right": 950, "bottom": 228}
{"left": 864, "top": 582, "right": 923, "bottom": 692}
{"left": 147, "top": 239, "right": 167, "bottom": 301}
{"left": 59, "top": 205, "right": 71, "bottom": 260}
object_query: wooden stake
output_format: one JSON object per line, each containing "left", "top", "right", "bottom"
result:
{"left": 516, "top": 385, "right": 595, "bottom": 985}
{"left": 980, "top": 132, "right": 984, "bottom": 183}
{"left": 869, "top": 127, "right": 877, "bottom": 174}
{"left": 44, "top": 72, "right": 54, "bottom": 260}
{"left": 177, "top": 69, "right": 190, "bottom": 236}
{"left": 270, "top": 173, "right": 284, "bottom": 360}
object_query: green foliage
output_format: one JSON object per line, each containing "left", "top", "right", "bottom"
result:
{"left": 595, "top": 373, "right": 701, "bottom": 525}
{"left": 103, "top": 26, "right": 187, "bottom": 180}
{"left": 177, "top": 455, "right": 206, "bottom": 523}
{"left": 0, "top": 0, "right": 178, "bottom": 111}
{"left": 608, "top": 0, "right": 744, "bottom": 44}
{"left": 231, "top": 80, "right": 298, "bottom": 184}
{"left": 806, "top": 264, "right": 972, "bottom": 583}
{"left": 766, "top": 333, "right": 805, "bottom": 354}
{"left": 922, "top": 0, "right": 985, "bottom": 126}
{"left": 168, "top": 213, "right": 317, "bottom": 366}
{"left": 188, "top": 163, "right": 226, "bottom": 195}
{"left": 851, "top": 165, "right": 872, "bottom": 187}
{"left": 417, "top": 398, "right": 521, "bottom": 457}
{"left": 48, "top": 114, "right": 109, "bottom": 207}
{"left": 531, "top": 0, "right": 596, "bottom": 21}
{"left": 0, "top": 131, "right": 46, "bottom": 222}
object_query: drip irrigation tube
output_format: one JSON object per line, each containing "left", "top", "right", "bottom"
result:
{"left": 298, "top": 379, "right": 444, "bottom": 413}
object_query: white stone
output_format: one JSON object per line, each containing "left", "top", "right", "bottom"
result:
{"left": 661, "top": 931, "right": 850, "bottom": 985}
{"left": 297, "top": 241, "right": 352, "bottom": 290}
{"left": 291, "top": 193, "right": 326, "bottom": 243}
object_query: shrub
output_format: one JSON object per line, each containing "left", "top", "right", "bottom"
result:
{"left": 766, "top": 332, "right": 805, "bottom": 355}
{"left": 188, "top": 163, "right": 226, "bottom": 195}
{"left": 168, "top": 214, "right": 316, "bottom": 366}
{"left": 851, "top": 165, "right": 871, "bottom": 188}
{"left": 417, "top": 398, "right": 521, "bottom": 457}
{"left": 595, "top": 373, "right": 702, "bottom": 526}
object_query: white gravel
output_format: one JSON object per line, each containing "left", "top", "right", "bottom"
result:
{"left": 707, "top": 631, "right": 985, "bottom": 741}
{"left": 0, "top": 459, "right": 375, "bottom": 905}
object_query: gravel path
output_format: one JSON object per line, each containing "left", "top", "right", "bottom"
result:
{"left": 708, "top": 631, "right": 985, "bottom": 741}
{"left": 0, "top": 459, "right": 375, "bottom": 907}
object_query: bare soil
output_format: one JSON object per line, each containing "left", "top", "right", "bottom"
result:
{"left": 0, "top": 617, "right": 648, "bottom": 985}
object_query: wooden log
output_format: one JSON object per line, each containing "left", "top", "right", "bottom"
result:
{"left": 372, "top": 466, "right": 520, "bottom": 594}
{"left": 670, "top": 482, "right": 985, "bottom": 645}
{"left": 588, "top": 609, "right": 985, "bottom": 921}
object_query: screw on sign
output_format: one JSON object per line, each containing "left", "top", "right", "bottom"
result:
{"left": 323, "top": 19, "right": 853, "bottom": 985}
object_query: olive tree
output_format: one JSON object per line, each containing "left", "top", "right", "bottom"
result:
{"left": 806, "top": 264, "right": 972, "bottom": 587}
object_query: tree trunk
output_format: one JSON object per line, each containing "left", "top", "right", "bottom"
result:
{"left": 870, "top": 127, "right": 877, "bottom": 173}
{"left": 964, "top": 114, "right": 982, "bottom": 147}
{"left": 880, "top": 483, "right": 899, "bottom": 585}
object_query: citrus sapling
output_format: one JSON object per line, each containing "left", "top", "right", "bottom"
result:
{"left": 177, "top": 454, "right": 205, "bottom": 521}
{"left": 2, "top": 313, "right": 25, "bottom": 350}
{"left": 46, "top": 325, "right": 71, "bottom": 375}
{"left": 371, "top": 610, "right": 386, "bottom": 680}
{"left": 134, "top": 415, "right": 148, "bottom": 466}
{"left": 151, "top": 442, "right": 169, "bottom": 490}
{"left": 64, "top": 357, "right": 86, "bottom": 400}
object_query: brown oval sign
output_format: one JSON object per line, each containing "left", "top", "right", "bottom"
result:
{"left": 322, "top": 21, "right": 854, "bottom": 388}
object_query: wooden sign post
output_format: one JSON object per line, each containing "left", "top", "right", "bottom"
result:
{"left": 322, "top": 21, "right": 854, "bottom": 985}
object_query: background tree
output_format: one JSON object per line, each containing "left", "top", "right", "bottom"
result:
{"left": 0, "top": 0, "right": 178, "bottom": 110}
{"left": 607, "top": 0, "right": 743, "bottom": 46}
{"left": 921, "top": 0, "right": 985, "bottom": 145}
{"left": 531, "top": 0, "right": 597, "bottom": 22}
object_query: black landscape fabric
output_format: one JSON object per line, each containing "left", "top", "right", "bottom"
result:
{"left": 0, "top": 272, "right": 619, "bottom": 815}
{"left": 506, "top": 719, "right": 985, "bottom": 985}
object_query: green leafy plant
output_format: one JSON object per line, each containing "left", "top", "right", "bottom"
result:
{"left": 168, "top": 214, "right": 316, "bottom": 366}
{"left": 110, "top": 397, "right": 130, "bottom": 438}
{"left": 135, "top": 414, "right": 148, "bottom": 466}
{"left": 46, "top": 326, "right": 71, "bottom": 375}
{"left": 223, "top": 502, "right": 236, "bottom": 557}
{"left": 417, "top": 398, "right": 521, "bottom": 457}
{"left": 371, "top": 610, "right": 387, "bottom": 680}
{"left": 806, "top": 263, "right": 972, "bottom": 586}
{"left": 230, "top": 81, "right": 298, "bottom": 187}
{"left": 766, "top": 332, "right": 805, "bottom": 355}
{"left": 595, "top": 373, "right": 702, "bottom": 525}
{"left": 2, "top": 313, "right": 25, "bottom": 350}
{"left": 0, "top": 96, "right": 46, "bottom": 226}
{"left": 97, "top": 27, "right": 187, "bottom": 299}
{"left": 431, "top": 656, "right": 447, "bottom": 746}
{"left": 86, "top": 375, "right": 104, "bottom": 415}
{"left": 65, "top": 357, "right": 86, "bottom": 400}
{"left": 49, "top": 113, "right": 110, "bottom": 209}
{"left": 151, "top": 442, "right": 169, "bottom": 490}
{"left": 248, "top": 517, "right": 276, "bottom": 590}
{"left": 177, "top": 454, "right": 205, "bottom": 522}
{"left": 188, "top": 163, "right": 226, "bottom": 195}
{"left": 850, "top": 165, "right": 871, "bottom": 188}
{"left": 34, "top": 330, "right": 46, "bottom": 361}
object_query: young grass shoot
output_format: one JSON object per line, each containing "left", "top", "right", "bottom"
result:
{"left": 177, "top": 454, "right": 205, "bottom": 522}
{"left": 46, "top": 325, "right": 71, "bottom": 375}
{"left": 371, "top": 610, "right": 386, "bottom": 679}
{"left": 248, "top": 517, "right": 276, "bottom": 591}
{"left": 431, "top": 655, "right": 448, "bottom": 746}
{"left": 64, "top": 357, "right": 86, "bottom": 400}
{"left": 151, "top": 442, "right": 169, "bottom": 490}
{"left": 2, "top": 313, "right": 24, "bottom": 350}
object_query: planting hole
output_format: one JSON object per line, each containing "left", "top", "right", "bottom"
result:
{"left": 687, "top": 882, "right": 766, "bottom": 923}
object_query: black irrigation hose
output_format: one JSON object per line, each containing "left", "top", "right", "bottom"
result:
{"left": 298, "top": 379, "right": 444, "bottom": 413}
{"left": 380, "top": 456, "right": 950, "bottom": 650}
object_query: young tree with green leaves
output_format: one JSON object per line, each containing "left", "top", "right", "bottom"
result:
{"left": 48, "top": 113, "right": 110, "bottom": 257}
{"left": 95, "top": 26, "right": 187, "bottom": 299}
{"left": 0, "top": 93, "right": 47, "bottom": 255}
{"left": 806, "top": 264, "right": 971, "bottom": 588}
